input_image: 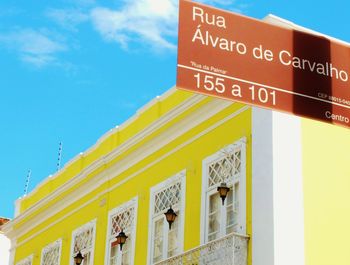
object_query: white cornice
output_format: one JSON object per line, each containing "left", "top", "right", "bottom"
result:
{"left": 3, "top": 94, "right": 233, "bottom": 238}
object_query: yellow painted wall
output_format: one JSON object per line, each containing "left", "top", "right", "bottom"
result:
{"left": 12, "top": 91, "right": 252, "bottom": 265}
{"left": 302, "top": 120, "right": 350, "bottom": 265}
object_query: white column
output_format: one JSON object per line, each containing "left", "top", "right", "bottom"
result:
{"left": 272, "top": 111, "right": 304, "bottom": 265}
{"left": 252, "top": 108, "right": 304, "bottom": 265}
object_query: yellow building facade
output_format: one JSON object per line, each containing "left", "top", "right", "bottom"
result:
{"left": 3, "top": 88, "right": 252, "bottom": 265}
{"left": 3, "top": 16, "right": 350, "bottom": 265}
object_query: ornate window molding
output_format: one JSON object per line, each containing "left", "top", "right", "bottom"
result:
{"left": 70, "top": 220, "right": 96, "bottom": 265}
{"left": 40, "top": 239, "right": 62, "bottom": 265}
{"left": 148, "top": 171, "right": 186, "bottom": 265}
{"left": 105, "top": 198, "right": 138, "bottom": 265}
{"left": 16, "top": 255, "right": 33, "bottom": 265}
{"left": 201, "top": 138, "right": 247, "bottom": 244}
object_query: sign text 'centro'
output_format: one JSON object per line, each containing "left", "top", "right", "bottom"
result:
{"left": 176, "top": 0, "right": 350, "bottom": 128}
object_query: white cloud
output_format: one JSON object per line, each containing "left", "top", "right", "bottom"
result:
{"left": 90, "top": 0, "right": 178, "bottom": 50}
{"left": 46, "top": 8, "right": 89, "bottom": 31}
{"left": 89, "top": 0, "right": 242, "bottom": 50}
{"left": 44, "top": 0, "right": 242, "bottom": 52}
{"left": 0, "top": 29, "right": 67, "bottom": 67}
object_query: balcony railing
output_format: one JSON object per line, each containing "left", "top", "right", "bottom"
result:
{"left": 154, "top": 232, "right": 249, "bottom": 265}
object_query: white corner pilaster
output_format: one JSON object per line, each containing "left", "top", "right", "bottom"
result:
{"left": 272, "top": 111, "right": 304, "bottom": 265}
{"left": 252, "top": 107, "right": 304, "bottom": 265}
{"left": 252, "top": 107, "right": 274, "bottom": 265}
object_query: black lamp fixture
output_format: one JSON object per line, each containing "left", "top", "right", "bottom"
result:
{"left": 164, "top": 206, "right": 177, "bottom": 230}
{"left": 116, "top": 230, "right": 128, "bottom": 251}
{"left": 217, "top": 182, "right": 230, "bottom": 205}
{"left": 73, "top": 251, "right": 84, "bottom": 265}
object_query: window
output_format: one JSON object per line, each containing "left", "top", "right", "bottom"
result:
{"left": 201, "top": 139, "right": 246, "bottom": 243}
{"left": 41, "top": 240, "right": 62, "bottom": 265}
{"left": 70, "top": 220, "right": 96, "bottom": 265}
{"left": 16, "top": 255, "right": 33, "bottom": 265}
{"left": 148, "top": 171, "right": 186, "bottom": 264}
{"left": 106, "top": 198, "right": 137, "bottom": 265}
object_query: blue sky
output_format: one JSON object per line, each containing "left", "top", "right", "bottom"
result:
{"left": 0, "top": 0, "right": 349, "bottom": 219}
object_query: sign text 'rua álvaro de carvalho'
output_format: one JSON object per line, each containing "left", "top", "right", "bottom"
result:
{"left": 176, "top": 0, "right": 350, "bottom": 128}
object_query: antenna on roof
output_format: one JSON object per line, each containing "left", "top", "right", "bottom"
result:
{"left": 24, "top": 170, "right": 31, "bottom": 196}
{"left": 57, "top": 141, "right": 63, "bottom": 172}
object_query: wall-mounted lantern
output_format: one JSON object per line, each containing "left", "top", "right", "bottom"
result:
{"left": 164, "top": 206, "right": 177, "bottom": 230}
{"left": 116, "top": 230, "right": 128, "bottom": 251}
{"left": 74, "top": 251, "right": 84, "bottom": 265}
{"left": 217, "top": 182, "right": 230, "bottom": 205}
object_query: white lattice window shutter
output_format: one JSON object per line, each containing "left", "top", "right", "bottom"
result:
{"left": 208, "top": 148, "right": 241, "bottom": 189}
{"left": 110, "top": 206, "right": 135, "bottom": 236}
{"left": 41, "top": 240, "right": 61, "bottom": 265}
{"left": 154, "top": 182, "right": 181, "bottom": 215}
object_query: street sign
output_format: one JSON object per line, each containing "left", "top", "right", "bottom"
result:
{"left": 176, "top": 0, "right": 350, "bottom": 128}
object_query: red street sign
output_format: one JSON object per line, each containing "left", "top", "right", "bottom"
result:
{"left": 176, "top": 0, "right": 350, "bottom": 128}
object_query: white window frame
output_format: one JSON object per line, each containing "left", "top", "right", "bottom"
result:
{"left": 147, "top": 170, "right": 186, "bottom": 265}
{"left": 69, "top": 219, "right": 97, "bottom": 265}
{"left": 16, "top": 254, "right": 33, "bottom": 265}
{"left": 200, "top": 138, "right": 247, "bottom": 244}
{"left": 105, "top": 197, "right": 138, "bottom": 265}
{"left": 40, "top": 239, "right": 62, "bottom": 265}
